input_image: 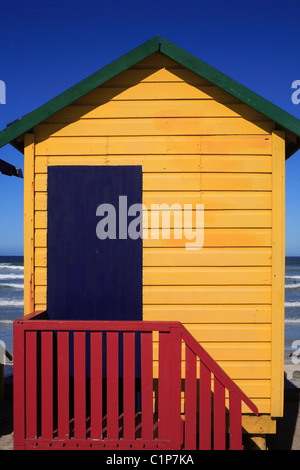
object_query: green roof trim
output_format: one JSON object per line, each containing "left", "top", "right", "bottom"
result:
{"left": 160, "top": 37, "right": 300, "bottom": 139}
{"left": 0, "top": 36, "right": 160, "bottom": 151}
{"left": 0, "top": 36, "right": 300, "bottom": 157}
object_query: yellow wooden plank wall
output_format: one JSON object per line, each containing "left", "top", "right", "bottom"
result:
{"left": 30, "top": 52, "right": 279, "bottom": 415}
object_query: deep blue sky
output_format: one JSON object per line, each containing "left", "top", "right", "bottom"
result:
{"left": 0, "top": 0, "right": 299, "bottom": 255}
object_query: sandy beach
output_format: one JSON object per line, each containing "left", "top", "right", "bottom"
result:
{"left": 2, "top": 352, "right": 300, "bottom": 451}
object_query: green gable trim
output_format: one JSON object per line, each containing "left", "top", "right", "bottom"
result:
{"left": 0, "top": 36, "right": 300, "bottom": 157}
{"left": 160, "top": 37, "right": 300, "bottom": 141}
{"left": 0, "top": 37, "right": 160, "bottom": 151}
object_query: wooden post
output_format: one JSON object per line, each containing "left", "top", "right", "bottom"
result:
{"left": 24, "top": 134, "right": 35, "bottom": 316}
{"left": 271, "top": 130, "right": 285, "bottom": 417}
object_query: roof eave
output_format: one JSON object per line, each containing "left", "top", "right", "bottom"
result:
{"left": 1, "top": 36, "right": 300, "bottom": 158}
{"left": 286, "top": 137, "right": 300, "bottom": 159}
{"left": 160, "top": 38, "right": 300, "bottom": 148}
{"left": 0, "top": 36, "right": 160, "bottom": 153}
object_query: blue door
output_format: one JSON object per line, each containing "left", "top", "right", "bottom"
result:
{"left": 47, "top": 165, "right": 143, "bottom": 322}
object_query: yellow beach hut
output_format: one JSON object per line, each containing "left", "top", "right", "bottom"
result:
{"left": 1, "top": 37, "right": 300, "bottom": 450}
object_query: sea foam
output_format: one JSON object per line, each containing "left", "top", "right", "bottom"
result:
{"left": 285, "top": 283, "right": 300, "bottom": 289}
{"left": 0, "top": 283, "right": 24, "bottom": 289}
{"left": 0, "top": 299, "right": 24, "bottom": 307}
{"left": 0, "top": 274, "right": 24, "bottom": 281}
{"left": 0, "top": 264, "right": 24, "bottom": 270}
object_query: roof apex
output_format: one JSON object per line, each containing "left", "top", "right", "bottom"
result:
{"left": 1, "top": 36, "right": 300, "bottom": 157}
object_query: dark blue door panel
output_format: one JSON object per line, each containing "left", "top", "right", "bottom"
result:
{"left": 47, "top": 165, "right": 143, "bottom": 322}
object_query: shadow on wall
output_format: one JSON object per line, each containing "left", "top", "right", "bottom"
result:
{"left": 265, "top": 379, "right": 300, "bottom": 450}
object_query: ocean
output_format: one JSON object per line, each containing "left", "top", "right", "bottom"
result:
{"left": 0, "top": 256, "right": 24, "bottom": 352}
{"left": 284, "top": 256, "right": 300, "bottom": 348}
{"left": 1, "top": 255, "right": 300, "bottom": 373}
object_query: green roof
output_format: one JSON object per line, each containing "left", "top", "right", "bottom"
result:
{"left": 1, "top": 36, "right": 300, "bottom": 157}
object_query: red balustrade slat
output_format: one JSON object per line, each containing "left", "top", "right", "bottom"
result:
{"left": 41, "top": 331, "right": 53, "bottom": 439}
{"left": 141, "top": 331, "right": 153, "bottom": 441}
{"left": 107, "top": 332, "right": 119, "bottom": 440}
{"left": 180, "top": 325, "right": 258, "bottom": 417}
{"left": 214, "top": 376, "right": 226, "bottom": 450}
{"left": 199, "top": 360, "right": 211, "bottom": 450}
{"left": 14, "top": 317, "right": 256, "bottom": 450}
{"left": 57, "top": 331, "right": 69, "bottom": 439}
{"left": 229, "top": 392, "right": 243, "bottom": 450}
{"left": 25, "top": 331, "right": 37, "bottom": 439}
{"left": 185, "top": 345, "right": 197, "bottom": 450}
{"left": 74, "top": 331, "right": 86, "bottom": 439}
{"left": 90, "top": 332, "right": 103, "bottom": 439}
{"left": 169, "top": 327, "right": 182, "bottom": 449}
{"left": 158, "top": 331, "right": 170, "bottom": 440}
{"left": 123, "top": 332, "right": 135, "bottom": 440}
{"left": 13, "top": 322, "right": 25, "bottom": 449}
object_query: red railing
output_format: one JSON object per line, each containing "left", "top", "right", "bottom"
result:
{"left": 13, "top": 312, "right": 258, "bottom": 450}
